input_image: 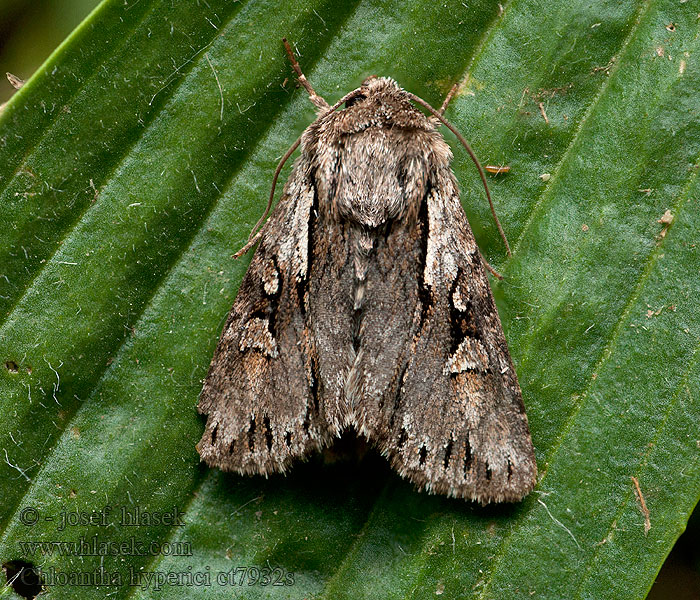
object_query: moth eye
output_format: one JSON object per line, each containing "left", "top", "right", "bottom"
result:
{"left": 345, "top": 93, "right": 366, "bottom": 108}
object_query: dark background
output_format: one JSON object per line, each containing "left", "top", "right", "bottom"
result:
{"left": 0, "top": 0, "right": 99, "bottom": 102}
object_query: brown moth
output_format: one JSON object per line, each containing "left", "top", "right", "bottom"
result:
{"left": 197, "top": 41, "right": 537, "bottom": 504}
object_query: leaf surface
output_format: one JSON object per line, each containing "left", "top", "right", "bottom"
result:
{"left": 1, "top": 1, "right": 698, "bottom": 598}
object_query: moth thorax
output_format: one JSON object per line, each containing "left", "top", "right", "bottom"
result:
{"left": 331, "top": 131, "right": 427, "bottom": 228}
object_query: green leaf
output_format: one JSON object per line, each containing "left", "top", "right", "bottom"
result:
{"left": 1, "top": 0, "right": 698, "bottom": 598}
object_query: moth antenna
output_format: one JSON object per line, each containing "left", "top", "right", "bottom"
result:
{"left": 438, "top": 82, "right": 459, "bottom": 116}
{"left": 233, "top": 136, "right": 302, "bottom": 259}
{"left": 282, "top": 38, "right": 329, "bottom": 111}
{"left": 234, "top": 88, "right": 365, "bottom": 259}
{"left": 406, "top": 92, "right": 512, "bottom": 257}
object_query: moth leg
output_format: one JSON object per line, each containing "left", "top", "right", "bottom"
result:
{"left": 282, "top": 38, "right": 329, "bottom": 111}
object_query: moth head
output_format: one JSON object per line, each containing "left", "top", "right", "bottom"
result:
{"left": 336, "top": 77, "right": 431, "bottom": 131}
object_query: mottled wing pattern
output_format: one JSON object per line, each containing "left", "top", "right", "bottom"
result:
{"left": 197, "top": 160, "right": 332, "bottom": 475}
{"left": 367, "top": 168, "right": 537, "bottom": 503}
{"left": 197, "top": 73, "right": 536, "bottom": 503}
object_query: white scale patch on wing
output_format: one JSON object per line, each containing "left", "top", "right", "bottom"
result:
{"left": 424, "top": 184, "right": 477, "bottom": 289}
{"left": 278, "top": 182, "right": 315, "bottom": 281}
{"left": 261, "top": 258, "right": 279, "bottom": 295}
{"left": 239, "top": 318, "right": 279, "bottom": 358}
{"left": 452, "top": 280, "right": 468, "bottom": 311}
{"left": 445, "top": 336, "right": 490, "bottom": 375}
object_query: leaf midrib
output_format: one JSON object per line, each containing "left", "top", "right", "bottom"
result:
{"left": 316, "top": 0, "right": 534, "bottom": 594}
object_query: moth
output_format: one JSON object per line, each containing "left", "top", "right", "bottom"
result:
{"left": 197, "top": 40, "right": 537, "bottom": 504}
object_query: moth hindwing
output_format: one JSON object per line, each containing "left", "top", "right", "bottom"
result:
{"left": 197, "top": 66, "right": 536, "bottom": 504}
